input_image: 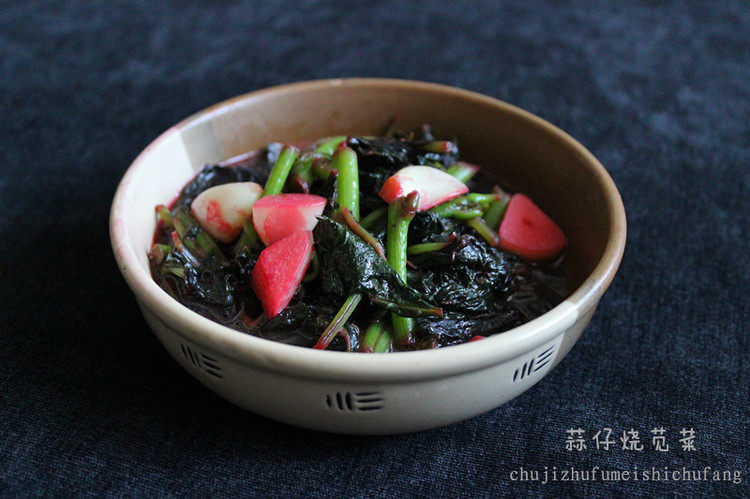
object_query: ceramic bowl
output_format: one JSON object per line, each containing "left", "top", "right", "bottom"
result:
{"left": 110, "top": 79, "right": 626, "bottom": 434}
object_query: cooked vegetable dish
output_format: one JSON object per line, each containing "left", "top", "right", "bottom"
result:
{"left": 149, "top": 125, "right": 567, "bottom": 352}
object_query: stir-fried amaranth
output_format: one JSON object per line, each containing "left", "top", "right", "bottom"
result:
{"left": 149, "top": 125, "right": 567, "bottom": 352}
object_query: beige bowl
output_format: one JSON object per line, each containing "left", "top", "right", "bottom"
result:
{"left": 110, "top": 79, "right": 626, "bottom": 434}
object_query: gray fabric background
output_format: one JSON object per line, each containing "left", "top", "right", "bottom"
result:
{"left": 0, "top": 1, "right": 747, "bottom": 496}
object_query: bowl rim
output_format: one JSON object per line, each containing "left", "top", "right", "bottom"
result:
{"left": 110, "top": 78, "right": 626, "bottom": 382}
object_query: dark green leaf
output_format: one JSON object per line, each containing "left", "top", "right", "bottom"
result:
{"left": 408, "top": 210, "right": 460, "bottom": 245}
{"left": 408, "top": 234, "right": 512, "bottom": 313}
{"left": 314, "top": 217, "right": 440, "bottom": 317}
{"left": 157, "top": 247, "right": 240, "bottom": 320}
{"left": 414, "top": 309, "right": 521, "bottom": 347}
{"left": 245, "top": 301, "right": 338, "bottom": 347}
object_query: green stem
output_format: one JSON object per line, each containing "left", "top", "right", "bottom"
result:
{"left": 387, "top": 195, "right": 417, "bottom": 284}
{"left": 314, "top": 293, "right": 362, "bottom": 350}
{"left": 387, "top": 192, "right": 419, "bottom": 345}
{"left": 446, "top": 161, "right": 480, "bottom": 183}
{"left": 264, "top": 145, "right": 299, "bottom": 196}
{"left": 172, "top": 205, "right": 224, "bottom": 259}
{"left": 197, "top": 232, "right": 220, "bottom": 256}
{"left": 169, "top": 230, "right": 184, "bottom": 251}
{"left": 311, "top": 142, "right": 365, "bottom": 351}
{"left": 422, "top": 140, "right": 457, "bottom": 154}
{"left": 235, "top": 218, "right": 263, "bottom": 253}
{"left": 155, "top": 204, "right": 174, "bottom": 228}
{"left": 360, "top": 206, "right": 387, "bottom": 230}
{"left": 361, "top": 320, "right": 392, "bottom": 353}
{"left": 311, "top": 156, "right": 335, "bottom": 181}
{"left": 432, "top": 193, "right": 498, "bottom": 219}
{"left": 432, "top": 203, "right": 484, "bottom": 220}
{"left": 160, "top": 266, "right": 185, "bottom": 279}
{"left": 373, "top": 330, "right": 392, "bottom": 352}
{"left": 289, "top": 158, "right": 314, "bottom": 193}
{"left": 466, "top": 216, "right": 501, "bottom": 246}
{"left": 370, "top": 296, "right": 443, "bottom": 318}
{"left": 150, "top": 243, "right": 171, "bottom": 265}
{"left": 463, "top": 193, "right": 499, "bottom": 204}
{"left": 314, "top": 135, "right": 347, "bottom": 155}
{"left": 406, "top": 240, "right": 452, "bottom": 255}
{"left": 343, "top": 207, "right": 385, "bottom": 260}
{"left": 483, "top": 195, "right": 510, "bottom": 231}
{"left": 383, "top": 114, "right": 402, "bottom": 137}
{"left": 332, "top": 146, "right": 360, "bottom": 221}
